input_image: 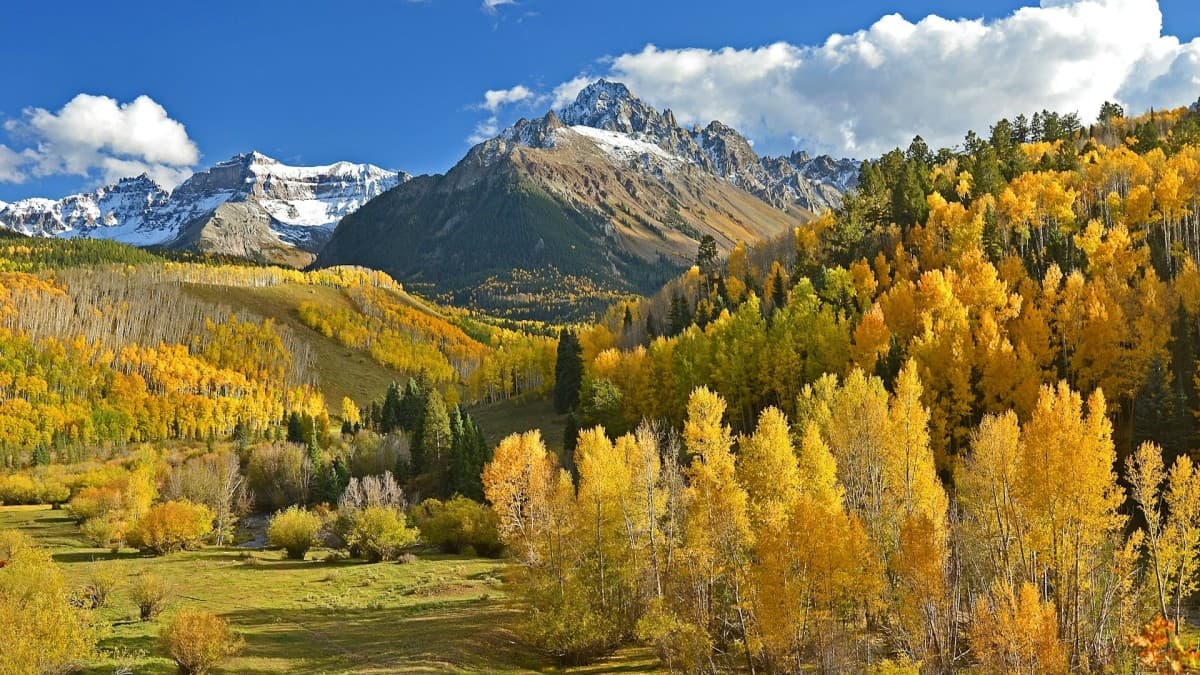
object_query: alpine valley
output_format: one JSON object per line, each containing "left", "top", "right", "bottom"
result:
{"left": 0, "top": 81, "right": 857, "bottom": 319}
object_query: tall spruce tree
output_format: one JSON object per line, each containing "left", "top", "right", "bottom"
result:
{"left": 380, "top": 381, "right": 403, "bottom": 433}
{"left": 553, "top": 329, "right": 583, "bottom": 414}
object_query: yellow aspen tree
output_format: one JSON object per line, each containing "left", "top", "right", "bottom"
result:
{"left": 1017, "top": 383, "right": 1124, "bottom": 664}
{"left": 885, "top": 360, "right": 948, "bottom": 530}
{"left": 821, "top": 369, "right": 890, "bottom": 548}
{"left": 681, "top": 387, "right": 754, "bottom": 671}
{"left": 958, "top": 412, "right": 1027, "bottom": 586}
{"left": 340, "top": 397, "right": 361, "bottom": 429}
{"left": 1162, "top": 454, "right": 1200, "bottom": 632}
{"left": 1125, "top": 442, "right": 1170, "bottom": 621}
{"left": 968, "top": 580, "right": 1068, "bottom": 675}
{"left": 796, "top": 421, "right": 843, "bottom": 512}
{"left": 574, "top": 427, "right": 636, "bottom": 631}
{"left": 737, "top": 406, "right": 798, "bottom": 532}
{"left": 482, "top": 431, "right": 561, "bottom": 566}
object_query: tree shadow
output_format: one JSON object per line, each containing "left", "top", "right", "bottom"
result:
{"left": 214, "top": 599, "right": 548, "bottom": 672}
{"left": 52, "top": 550, "right": 145, "bottom": 564}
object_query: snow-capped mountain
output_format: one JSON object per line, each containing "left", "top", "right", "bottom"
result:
{"left": 318, "top": 80, "right": 841, "bottom": 320}
{"left": 0, "top": 152, "right": 409, "bottom": 261}
{"left": 504, "top": 79, "right": 859, "bottom": 212}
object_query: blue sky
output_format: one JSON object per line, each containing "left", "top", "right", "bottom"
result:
{"left": 2, "top": 0, "right": 1199, "bottom": 201}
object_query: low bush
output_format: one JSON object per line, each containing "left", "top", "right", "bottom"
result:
{"left": 129, "top": 501, "right": 214, "bottom": 555}
{"left": 79, "top": 562, "right": 121, "bottom": 609}
{"left": 267, "top": 506, "right": 323, "bottom": 560}
{"left": 0, "top": 474, "right": 70, "bottom": 505}
{"left": 345, "top": 506, "right": 419, "bottom": 563}
{"left": 80, "top": 515, "right": 127, "bottom": 552}
{"left": 410, "top": 496, "right": 503, "bottom": 557}
{"left": 159, "top": 608, "right": 243, "bottom": 674}
{"left": 129, "top": 571, "right": 174, "bottom": 621}
{"left": 67, "top": 486, "right": 124, "bottom": 524}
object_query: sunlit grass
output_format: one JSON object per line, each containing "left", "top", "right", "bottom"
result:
{"left": 0, "top": 505, "right": 659, "bottom": 674}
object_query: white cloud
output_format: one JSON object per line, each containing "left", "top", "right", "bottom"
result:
{"left": 550, "top": 76, "right": 595, "bottom": 109}
{"left": 480, "top": 85, "right": 534, "bottom": 113}
{"left": 1, "top": 93, "right": 199, "bottom": 187}
{"left": 468, "top": 116, "right": 501, "bottom": 144}
{"left": 0, "top": 145, "right": 29, "bottom": 183}
{"left": 482, "top": 0, "right": 515, "bottom": 14}
{"left": 535, "top": 0, "right": 1200, "bottom": 158}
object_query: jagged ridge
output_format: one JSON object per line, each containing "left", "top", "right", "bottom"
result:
{"left": 0, "top": 152, "right": 409, "bottom": 261}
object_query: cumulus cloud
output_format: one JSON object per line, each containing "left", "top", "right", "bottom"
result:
{"left": 1, "top": 93, "right": 199, "bottom": 187}
{"left": 521, "top": 0, "right": 1200, "bottom": 158}
{"left": 468, "top": 116, "right": 501, "bottom": 144}
{"left": 0, "top": 145, "right": 29, "bottom": 183}
{"left": 480, "top": 85, "right": 534, "bottom": 113}
{"left": 550, "top": 76, "right": 595, "bottom": 109}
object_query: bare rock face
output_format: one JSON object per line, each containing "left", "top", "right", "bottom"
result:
{"left": 508, "top": 79, "right": 858, "bottom": 212}
{"left": 0, "top": 152, "right": 408, "bottom": 264}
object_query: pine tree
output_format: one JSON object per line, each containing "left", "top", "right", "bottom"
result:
{"left": 380, "top": 381, "right": 403, "bottom": 433}
{"left": 553, "top": 329, "right": 583, "bottom": 414}
{"left": 417, "top": 389, "right": 452, "bottom": 479}
{"left": 770, "top": 264, "right": 788, "bottom": 311}
{"left": 696, "top": 234, "right": 719, "bottom": 277}
{"left": 398, "top": 378, "right": 424, "bottom": 433}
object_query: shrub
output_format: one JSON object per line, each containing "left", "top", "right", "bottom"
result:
{"left": 345, "top": 506, "right": 419, "bottom": 563}
{"left": 0, "top": 473, "right": 39, "bottom": 504}
{"left": 38, "top": 480, "right": 71, "bottom": 506}
{"left": 0, "top": 530, "right": 99, "bottom": 672}
{"left": 129, "top": 500, "right": 214, "bottom": 555}
{"left": 267, "top": 506, "right": 322, "bottom": 560}
{"left": 80, "top": 562, "right": 121, "bottom": 609}
{"left": 411, "top": 496, "right": 503, "bottom": 557}
{"left": 67, "top": 485, "right": 124, "bottom": 523}
{"left": 80, "top": 515, "right": 128, "bottom": 552}
{"left": 159, "top": 608, "right": 244, "bottom": 675}
{"left": 246, "top": 443, "right": 311, "bottom": 511}
{"left": 129, "top": 571, "right": 174, "bottom": 620}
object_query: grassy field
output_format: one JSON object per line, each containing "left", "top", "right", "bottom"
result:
{"left": 1, "top": 506, "right": 660, "bottom": 674}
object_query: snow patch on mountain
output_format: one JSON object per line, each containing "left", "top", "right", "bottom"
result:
{"left": 0, "top": 152, "right": 409, "bottom": 250}
{"left": 501, "top": 79, "right": 859, "bottom": 212}
{"left": 567, "top": 126, "right": 681, "bottom": 166}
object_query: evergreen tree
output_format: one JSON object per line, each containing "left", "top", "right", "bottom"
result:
{"left": 398, "top": 378, "right": 425, "bottom": 433}
{"left": 380, "top": 381, "right": 403, "bottom": 433}
{"left": 696, "top": 234, "right": 719, "bottom": 277}
{"left": 417, "top": 389, "right": 452, "bottom": 479}
{"left": 1098, "top": 100, "right": 1124, "bottom": 123}
{"left": 32, "top": 445, "right": 50, "bottom": 467}
{"left": 645, "top": 310, "right": 658, "bottom": 340}
{"left": 553, "top": 329, "right": 584, "bottom": 414}
{"left": 771, "top": 265, "right": 788, "bottom": 311}
{"left": 287, "top": 412, "right": 311, "bottom": 445}
{"left": 668, "top": 291, "right": 693, "bottom": 335}
{"left": 1133, "top": 118, "right": 1162, "bottom": 153}
{"left": 447, "top": 408, "right": 489, "bottom": 500}
{"left": 562, "top": 410, "right": 581, "bottom": 473}
{"left": 622, "top": 305, "right": 634, "bottom": 332}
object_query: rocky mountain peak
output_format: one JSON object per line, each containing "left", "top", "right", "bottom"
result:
{"left": 0, "top": 152, "right": 408, "bottom": 256}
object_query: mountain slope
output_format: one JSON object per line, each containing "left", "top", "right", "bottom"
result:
{"left": 317, "top": 81, "right": 853, "bottom": 320}
{"left": 0, "top": 152, "right": 408, "bottom": 265}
